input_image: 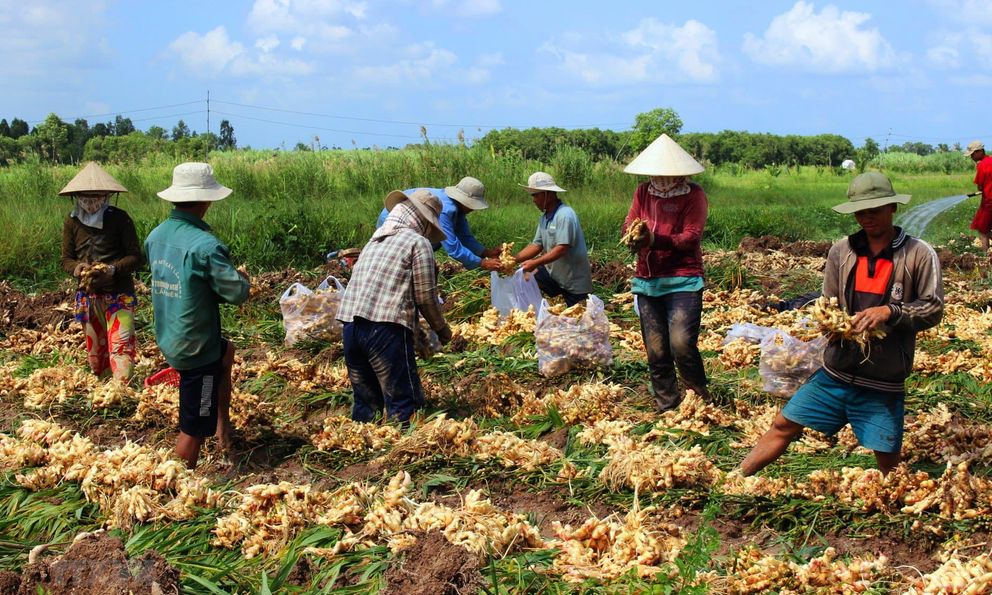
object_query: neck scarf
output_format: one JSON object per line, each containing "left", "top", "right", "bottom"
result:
{"left": 647, "top": 176, "right": 690, "bottom": 199}
{"left": 372, "top": 201, "right": 429, "bottom": 242}
{"left": 72, "top": 195, "right": 110, "bottom": 229}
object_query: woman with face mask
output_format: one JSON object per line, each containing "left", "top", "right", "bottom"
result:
{"left": 59, "top": 162, "right": 145, "bottom": 381}
{"left": 621, "top": 134, "right": 712, "bottom": 412}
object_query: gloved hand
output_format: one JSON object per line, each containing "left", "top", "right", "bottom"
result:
{"left": 72, "top": 262, "right": 89, "bottom": 279}
{"left": 436, "top": 326, "right": 453, "bottom": 345}
{"left": 90, "top": 265, "right": 116, "bottom": 291}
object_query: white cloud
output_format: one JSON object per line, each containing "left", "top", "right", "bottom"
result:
{"left": 0, "top": 1, "right": 113, "bottom": 79}
{"left": 246, "top": 0, "right": 362, "bottom": 49}
{"left": 926, "top": 45, "right": 958, "bottom": 68}
{"left": 539, "top": 18, "right": 720, "bottom": 86}
{"left": 742, "top": 2, "right": 898, "bottom": 74}
{"left": 256, "top": 36, "right": 281, "bottom": 53}
{"left": 425, "top": 0, "right": 502, "bottom": 17}
{"left": 464, "top": 66, "right": 490, "bottom": 83}
{"left": 291, "top": 36, "right": 307, "bottom": 50}
{"left": 353, "top": 44, "right": 458, "bottom": 83}
{"left": 927, "top": 0, "right": 992, "bottom": 26}
{"left": 477, "top": 52, "right": 505, "bottom": 67}
{"left": 925, "top": 28, "right": 992, "bottom": 75}
{"left": 169, "top": 26, "right": 313, "bottom": 78}
{"left": 949, "top": 73, "right": 992, "bottom": 86}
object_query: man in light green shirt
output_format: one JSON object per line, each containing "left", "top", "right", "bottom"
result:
{"left": 514, "top": 172, "right": 593, "bottom": 306}
{"left": 146, "top": 163, "right": 249, "bottom": 468}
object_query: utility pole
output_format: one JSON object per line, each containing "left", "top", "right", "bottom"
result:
{"left": 206, "top": 90, "right": 210, "bottom": 136}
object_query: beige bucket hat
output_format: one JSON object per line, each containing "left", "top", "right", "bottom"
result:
{"left": 833, "top": 172, "right": 910, "bottom": 214}
{"left": 58, "top": 162, "right": 128, "bottom": 196}
{"left": 623, "top": 133, "right": 705, "bottom": 176}
{"left": 444, "top": 176, "right": 488, "bottom": 210}
{"left": 384, "top": 189, "right": 447, "bottom": 243}
{"left": 964, "top": 140, "right": 985, "bottom": 157}
{"left": 157, "top": 162, "right": 232, "bottom": 203}
{"left": 520, "top": 171, "right": 567, "bottom": 194}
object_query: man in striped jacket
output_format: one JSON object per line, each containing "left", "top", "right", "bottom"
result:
{"left": 740, "top": 172, "right": 943, "bottom": 476}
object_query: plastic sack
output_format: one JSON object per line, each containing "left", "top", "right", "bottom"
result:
{"left": 490, "top": 269, "right": 544, "bottom": 316}
{"left": 758, "top": 330, "right": 827, "bottom": 396}
{"left": 723, "top": 322, "right": 779, "bottom": 346}
{"left": 535, "top": 295, "right": 613, "bottom": 377}
{"left": 413, "top": 318, "right": 442, "bottom": 359}
{"left": 279, "top": 275, "right": 346, "bottom": 346}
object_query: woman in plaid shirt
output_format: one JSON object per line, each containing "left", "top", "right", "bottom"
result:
{"left": 336, "top": 189, "right": 453, "bottom": 423}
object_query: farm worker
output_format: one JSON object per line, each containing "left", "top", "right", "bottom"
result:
{"left": 514, "top": 172, "right": 593, "bottom": 307}
{"left": 338, "top": 189, "right": 453, "bottom": 423}
{"left": 620, "top": 134, "right": 712, "bottom": 411}
{"left": 739, "top": 172, "right": 943, "bottom": 476}
{"left": 964, "top": 140, "right": 992, "bottom": 251}
{"left": 59, "top": 162, "right": 144, "bottom": 382}
{"left": 375, "top": 176, "right": 504, "bottom": 270}
{"left": 145, "top": 163, "right": 250, "bottom": 468}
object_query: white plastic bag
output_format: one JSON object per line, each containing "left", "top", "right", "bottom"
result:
{"left": 535, "top": 295, "right": 613, "bottom": 377}
{"left": 723, "top": 322, "right": 779, "bottom": 346}
{"left": 490, "top": 269, "right": 544, "bottom": 316}
{"left": 279, "top": 275, "right": 346, "bottom": 346}
{"left": 758, "top": 330, "right": 827, "bottom": 396}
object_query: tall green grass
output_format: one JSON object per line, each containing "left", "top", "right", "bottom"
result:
{"left": 0, "top": 145, "right": 973, "bottom": 290}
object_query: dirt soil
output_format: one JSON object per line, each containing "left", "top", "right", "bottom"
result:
{"left": 12, "top": 533, "right": 179, "bottom": 595}
{"left": 737, "top": 236, "right": 833, "bottom": 258}
{"left": 380, "top": 531, "right": 483, "bottom": 595}
{"left": 0, "top": 282, "right": 75, "bottom": 333}
{"left": 937, "top": 249, "right": 981, "bottom": 271}
{"left": 591, "top": 260, "right": 634, "bottom": 292}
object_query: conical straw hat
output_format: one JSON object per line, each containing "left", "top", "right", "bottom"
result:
{"left": 58, "top": 162, "right": 128, "bottom": 196}
{"left": 623, "top": 133, "right": 704, "bottom": 176}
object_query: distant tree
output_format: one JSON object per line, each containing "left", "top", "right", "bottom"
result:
{"left": 113, "top": 115, "right": 136, "bottom": 136}
{"left": 218, "top": 119, "right": 236, "bottom": 150}
{"left": 294, "top": 142, "right": 312, "bottom": 151}
{"left": 34, "top": 113, "right": 70, "bottom": 162}
{"left": 172, "top": 120, "right": 190, "bottom": 141}
{"left": 628, "top": 107, "right": 683, "bottom": 153}
{"left": 68, "top": 118, "right": 91, "bottom": 163}
{"left": 9, "top": 118, "right": 29, "bottom": 139}
{"left": 0, "top": 119, "right": 9, "bottom": 138}
{"left": 857, "top": 137, "right": 880, "bottom": 172}
{"left": 146, "top": 125, "right": 168, "bottom": 140}
{"left": 937, "top": 143, "right": 949, "bottom": 153}
{"left": 91, "top": 122, "right": 111, "bottom": 137}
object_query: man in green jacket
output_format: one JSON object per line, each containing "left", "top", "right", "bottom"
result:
{"left": 146, "top": 162, "right": 250, "bottom": 468}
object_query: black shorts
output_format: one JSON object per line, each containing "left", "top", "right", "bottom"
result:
{"left": 177, "top": 340, "right": 227, "bottom": 438}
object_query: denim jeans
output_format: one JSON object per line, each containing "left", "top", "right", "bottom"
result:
{"left": 342, "top": 317, "right": 424, "bottom": 423}
{"left": 534, "top": 266, "right": 588, "bottom": 307}
{"left": 636, "top": 290, "right": 709, "bottom": 410}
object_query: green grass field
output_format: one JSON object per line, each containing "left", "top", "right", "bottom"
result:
{"left": 0, "top": 146, "right": 977, "bottom": 289}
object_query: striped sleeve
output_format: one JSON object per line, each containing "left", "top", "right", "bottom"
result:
{"left": 888, "top": 240, "right": 943, "bottom": 333}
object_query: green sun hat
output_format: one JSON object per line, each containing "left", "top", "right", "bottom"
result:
{"left": 832, "top": 172, "right": 911, "bottom": 214}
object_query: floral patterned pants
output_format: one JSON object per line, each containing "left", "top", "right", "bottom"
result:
{"left": 77, "top": 292, "right": 137, "bottom": 381}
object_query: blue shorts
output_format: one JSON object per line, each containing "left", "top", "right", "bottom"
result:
{"left": 781, "top": 369, "right": 904, "bottom": 453}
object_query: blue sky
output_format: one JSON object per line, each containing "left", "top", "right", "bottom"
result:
{"left": 3, "top": 0, "right": 991, "bottom": 149}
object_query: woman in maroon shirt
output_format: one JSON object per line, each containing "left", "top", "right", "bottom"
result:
{"left": 621, "top": 134, "right": 712, "bottom": 411}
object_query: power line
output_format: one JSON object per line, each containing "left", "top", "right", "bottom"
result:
{"left": 210, "top": 109, "right": 461, "bottom": 142}
{"left": 211, "top": 99, "right": 630, "bottom": 130}
{"left": 28, "top": 100, "right": 204, "bottom": 125}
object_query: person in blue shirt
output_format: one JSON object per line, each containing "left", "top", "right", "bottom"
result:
{"left": 376, "top": 176, "right": 503, "bottom": 271}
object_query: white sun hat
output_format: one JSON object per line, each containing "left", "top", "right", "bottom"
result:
{"left": 58, "top": 162, "right": 128, "bottom": 196}
{"left": 156, "top": 162, "right": 233, "bottom": 203}
{"left": 384, "top": 188, "right": 447, "bottom": 243}
{"left": 444, "top": 176, "right": 489, "bottom": 210}
{"left": 520, "top": 171, "right": 567, "bottom": 194}
{"left": 623, "top": 133, "right": 705, "bottom": 176}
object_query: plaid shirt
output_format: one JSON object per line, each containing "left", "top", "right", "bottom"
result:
{"left": 337, "top": 227, "right": 448, "bottom": 334}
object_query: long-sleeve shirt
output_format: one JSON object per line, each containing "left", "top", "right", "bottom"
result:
{"left": 976, "top": 155, "right": 992, "bottom": 205}
{"left": 376, "top": 188, "right": 485, "bottom": 268}
{"left": 336, "top": 225, "right": 449, "bottom": 336}
{"left": 145, "top": 210, "right": 249, "bottom": 370}
{"left": 623, "top": 182, "right": 707, "bottom": 279}
{"left": 61, "top": 207, "right": 144, "bottom": 294}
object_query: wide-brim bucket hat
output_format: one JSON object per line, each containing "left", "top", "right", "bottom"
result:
{"left": 157, "top": 162, "right": 232, "bottom": 203}
{"left": 833, "top": 172, "right": 910, "bottom": 214}
{"left": 964, "top": 140, "right": 985, "bottom": 157}
{"left": 58, "top": 162, "right": 128, "bottom": 196}
{"left": 445, "top": 176, "right": 488, "bottom": 210}
{"left": 384, "top": 189, "right": 447, "bottom": 243}
{"left": 520, "top": 171, "right": 566, "bottom": 194}
{"left": 623, "top": 133, "right": 705, "bottom": 176}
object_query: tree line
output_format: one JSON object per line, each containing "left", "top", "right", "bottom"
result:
{"left": 0, "top": 113, "right": 237, "bottom": 165}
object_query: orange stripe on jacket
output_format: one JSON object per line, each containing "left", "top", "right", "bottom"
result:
{"left": 855, "top": 256, "right": 892, "bottom": 295}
